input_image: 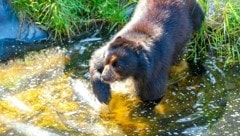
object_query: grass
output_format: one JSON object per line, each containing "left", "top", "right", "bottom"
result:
{"left": 12, "top": 0, "right": 135, "bottom": 40}
{"left": 188, "top": 0, "right": 240, "bottom": 66}
{"left": 12, "top": 0, "right": 240, "bottom": 66}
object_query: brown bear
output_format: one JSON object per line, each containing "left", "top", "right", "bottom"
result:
{"left": 89, "top": 0, "right": 204, "bottom": 104}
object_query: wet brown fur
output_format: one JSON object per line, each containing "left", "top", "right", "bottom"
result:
{"left": 89, "top": 0, "right": 204, "bottom": 104}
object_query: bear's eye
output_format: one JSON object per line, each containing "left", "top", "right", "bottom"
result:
{"left": 97, "top": 67, "right": 104, "bottom": 73}
{"left": 112, "top": 61, "right": 121, "bottom": 69}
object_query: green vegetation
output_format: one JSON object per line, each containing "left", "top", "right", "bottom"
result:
{"left": 12, "top": 0, "right": 135, "bottom": 39}
{"left": 12, "top": 0, "right": 239, "bottom": 65}
{"left": 188, "top": 0, "right": 240, "bottom": 66}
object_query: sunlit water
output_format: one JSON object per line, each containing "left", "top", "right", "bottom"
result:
{"left": 0, "top": 31, "right": 239, "bottom": 136}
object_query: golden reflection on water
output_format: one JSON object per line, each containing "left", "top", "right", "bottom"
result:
{"left": 0, "top": 48, "right": 121, "bottom": 135}
{"left": 0, "top": 48, "right": 77, "bottom": 134}
{"left": 100, "top": 92, "right": 148, "bottom": 135}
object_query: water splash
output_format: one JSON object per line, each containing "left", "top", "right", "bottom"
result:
{"left": 70, "top": 79, "right": 102, "bottom": 111}
{"left": 4, "top": 96, "right": 32, "bottom": 112}
{"left": 0, "top": 116, "right": 59, "bottom": 136}
{"left": 79, "top": 37, "right": 102, "bottom": 43}
{"left": 182, "top": 125, "right": 208, "bottom": 136}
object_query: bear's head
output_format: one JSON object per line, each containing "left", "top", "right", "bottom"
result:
{"left": 101, "top": 36, "right": 143, "bottom": 83}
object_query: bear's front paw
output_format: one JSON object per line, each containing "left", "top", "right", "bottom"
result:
{"left": 91, "top": 78, "right": 111, "bottom": 104}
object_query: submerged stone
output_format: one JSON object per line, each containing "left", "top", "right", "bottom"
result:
{"left": 0, "top": 0, "right": 49, "bottom": 61}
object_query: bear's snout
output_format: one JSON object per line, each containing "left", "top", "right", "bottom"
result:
{"left": 101, "top": 65, "right": 116, "bottom": 83}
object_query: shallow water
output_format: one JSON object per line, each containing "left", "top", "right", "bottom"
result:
{"left": 0, "top": 31, "right": 239, "bottom": 136}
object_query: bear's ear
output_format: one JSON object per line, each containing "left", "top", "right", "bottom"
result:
{"left": 109, "top": 36, "right": 124, "bottom": 48}
{"left": 115, "top": 36, "right": 122, "bottom": 40}
{"left": 113, "top": 36, "right": 122, "bottom": 44}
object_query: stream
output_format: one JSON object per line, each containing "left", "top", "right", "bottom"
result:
{"left": 0, "top": 30, "right": 239, "bottom": 136}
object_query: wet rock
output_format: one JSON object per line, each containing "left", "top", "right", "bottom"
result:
{"left": 118, "top": 0, "right": 136, "bottom": 18}
{"left": 0, "top": 0, "right": 49, "bottom": 61}
{"left": 124, "top": 3, "right": 137, "bottom": 18}
{"left": 0, "top": 39, "right": 50, "bottom": 61}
